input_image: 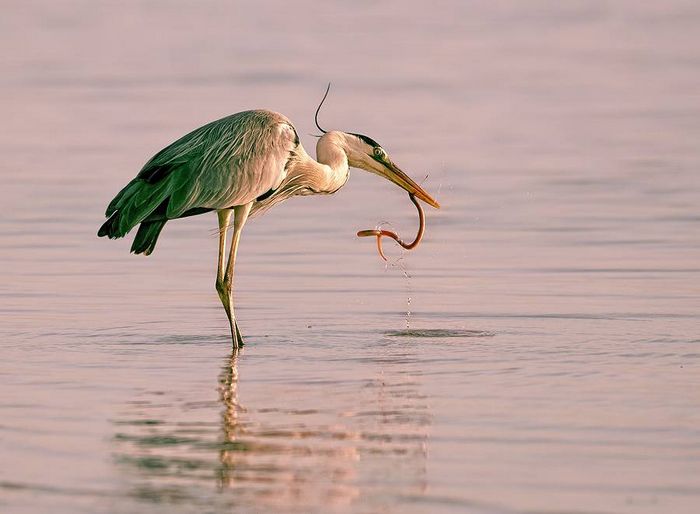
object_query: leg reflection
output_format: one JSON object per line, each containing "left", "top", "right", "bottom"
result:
{"left": 217, "top": 347, "right": 243, "bottom": 489}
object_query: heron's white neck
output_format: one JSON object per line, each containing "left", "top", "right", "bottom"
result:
{"left": 316, "top": 132, "right": 349, "bottom": 172}
{"left": 293, "top": 132, "right": 348, "bottom": 193}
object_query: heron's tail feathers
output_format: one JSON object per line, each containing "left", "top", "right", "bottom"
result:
{"left": 98, "top": 179, "right": 172, "bottom": 240}
{"left": 98, "top": 211, "right": 121, "bottom": 238}
{"left": 106, "top": 179, "right": 141, "bottom": 217}
{"left": 130, "top": 220, "right": 166, "bottom": 256}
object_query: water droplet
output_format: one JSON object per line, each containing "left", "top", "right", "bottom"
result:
{"left": 385, "top": 254, "right": 413, "bottom": 330}
{"left": 406, "top": 296, "right": 412, "bottom": 330}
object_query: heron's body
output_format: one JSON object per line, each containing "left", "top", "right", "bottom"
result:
{"left": 99, "top": 110, "right": 346, "bottom": 253}
{"left": 99, "top": 106, "right": 439, "bottom": 347}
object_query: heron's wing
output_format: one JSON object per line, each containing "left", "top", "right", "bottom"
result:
{"left": 148, "top": 110, "right": 298, "bottom": 217}
{"left": 105, "top": 110, "right": 298, "bottom": 233}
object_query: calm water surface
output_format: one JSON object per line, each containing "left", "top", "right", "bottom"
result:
{"left": 2, "top": 1, "right": 699, "bottom": 513}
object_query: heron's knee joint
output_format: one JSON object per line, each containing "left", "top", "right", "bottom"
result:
{"left": 215, "top": 279, "right": 230, "bottom": 296}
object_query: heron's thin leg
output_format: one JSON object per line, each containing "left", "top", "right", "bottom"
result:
{"left": 223, "top": 202, "right": 253, "bottom": 348}
{"left": 215, "top": 209, "right": 233, "bottom": 321}
{"left": 217, "top": 210, "right": 233, "bottom": 283}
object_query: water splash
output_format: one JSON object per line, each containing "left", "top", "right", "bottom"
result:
{"left": 374, "top": 220, "right": 414, "bottom": 329}
{"left": 406, "top": 295, "right": 411, "bottom": 330}
{"left": 383, "top": 251, "right": 413, "bottom": 330}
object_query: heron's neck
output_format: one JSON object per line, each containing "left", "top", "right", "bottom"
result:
{"left": 317, "top": 141, "right": 348, "bottom": 173}
{"left": 303, "top": 134, "right": 349, "bottom": 192}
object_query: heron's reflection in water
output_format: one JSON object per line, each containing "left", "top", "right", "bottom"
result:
{"left": 215, "top": 349, "right": 363, "bottom": 506}
{"left": 113, "top": 346, "right": 430, "bottom": 511}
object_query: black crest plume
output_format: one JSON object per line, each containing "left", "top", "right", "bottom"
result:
{"left": 314, "top": 83, "right": 331, "bottom": 134}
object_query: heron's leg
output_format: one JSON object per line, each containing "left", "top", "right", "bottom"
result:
{"left": 223, "top": 202, "right": 253, "bottom": 348}
{"left": 215, "top": 209, "right": 233, "bottom": 320}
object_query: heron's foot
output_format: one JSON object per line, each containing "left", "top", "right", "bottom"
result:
{"left": 230, "top": 319, "right": 245, "bottom": 348}
{"left": 215, "top": 279, "right": 243, "bottom": 347}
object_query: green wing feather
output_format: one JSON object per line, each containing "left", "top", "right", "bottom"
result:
{"left": 100, "top": 110, "right": 296, "bottom": 241}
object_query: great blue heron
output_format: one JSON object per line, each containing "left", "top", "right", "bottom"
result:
{"left": 98, "top": 89, "right": 440, "bottom": 347}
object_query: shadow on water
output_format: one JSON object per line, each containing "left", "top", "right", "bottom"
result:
{"left": 111, "top": 345, "right": 432, "bottom": 511}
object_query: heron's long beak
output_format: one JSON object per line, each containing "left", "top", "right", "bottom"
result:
{"left": 380, "top": 159, "right": 440, "bottom": 209}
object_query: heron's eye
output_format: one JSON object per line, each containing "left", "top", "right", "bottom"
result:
{"left": 373, "top": 147, "right": 386, "bottom": 160}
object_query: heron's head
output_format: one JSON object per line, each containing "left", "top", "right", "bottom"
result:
{"left": 331, "top": 131, "right": 441, "bottom": 209}
{"left": 312, "top": 85, "right": 439, "bottom": 208}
